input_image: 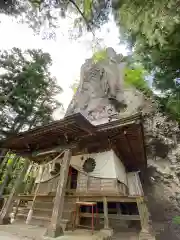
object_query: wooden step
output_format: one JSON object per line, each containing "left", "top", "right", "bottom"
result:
{"left": 16, "top": 213, "right": 50, "bottom": 227}
{"left": 16, "top": 213, "right": 50, "bottom": 221}
{"left": 79, "top": 213, "right": 140, "bottom": 220}
{"left": 17, "top": 206, "right": 52, "bottom": 212}
{"left": 30, "top": 201, "right": 54, "bottom": 209}
{"left": 17, "top": 208, "right": 52, "bottom": 218}
{"left": 26, "top": 207, "right": 52, "bottom": 212}
{"left": 15, "top": 213, "right": 71, "bottom": 231}
{"left": 14, "top": 197, "right": 75, "bottom": 228}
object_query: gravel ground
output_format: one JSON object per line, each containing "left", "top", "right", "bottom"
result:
{"left": 0, "top": 223, "right": 140, "bottom": 240}
{"left": 0, "top": 230, "right": 28, "bottom": 240}
{"left": 0, "top": 224, "right": 45, "bottom": 240}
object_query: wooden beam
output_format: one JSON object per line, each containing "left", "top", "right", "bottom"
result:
{"left": 79, "top": 213, "right": 140, "bottom": 220}
{"left": 74, "top": 113, "right": 96, "bottom": 135}
{"left": 0, "top": 159, "right": 30, "bottom": 224}
{"left": 14, "top": 194, "right": 140, "bottom": 203}
{"left": 32, "top": 144, "right": 77, "bottom": 157}
{"left": 45, "top": 149, "right": 72, "bottom": 238}
{"left": 103, "top": 197, "right": 109, "bottom": 229}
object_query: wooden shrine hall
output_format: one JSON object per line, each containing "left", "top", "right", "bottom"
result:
{"left": 0, "top": 112, "right": 150, "bottom": 238}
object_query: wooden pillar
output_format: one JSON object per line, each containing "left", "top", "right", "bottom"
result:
{"left": 0, "top": 158, "right": 30, "bottom": 224}
{"left": 103, "top": 197, "right": 109, "bottom": 229}
{"left": 116, "top": 202, "right": 122, "bottom": 216}
{"left": 75, "top": 197, "right": 80, "bottom": 226}
{"left": 137, "top": 197, "right": 155, "bottom": 239}
{"left": 45, "top": 149, "right": 72, "bottom": 238}
{"left": 137, "top": 197, "right": 150, "bottom": 232}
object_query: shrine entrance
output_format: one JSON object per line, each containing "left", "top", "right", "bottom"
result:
{"left": 67, "top": 166, "right": 78, "bottom": 192}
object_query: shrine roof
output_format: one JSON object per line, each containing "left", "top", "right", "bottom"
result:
{"left": 0, "top": 112, "right": 146, "bottom": 171}
{"left": 0, "top": 113, "right": 95, "bottom": 152}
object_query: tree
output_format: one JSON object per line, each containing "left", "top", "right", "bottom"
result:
{"left": 0, "top": 47, "right": 62, "bottom": 140}
{"left": 0, "top": 47, "right": 62, "bottom": 195}
{"left": 112, "top": 0, "right": 180, "bottom": 121}
{"left": 0, "top": 0, "right": 111, "bottom": 34}
{"left": 0, "top": 153, "right": 31, "bottom": 195}
{"left": 112, "top": 0, "right": 180, "bottom": 47}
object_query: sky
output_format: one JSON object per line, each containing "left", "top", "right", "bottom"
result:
{"left": 0, "top": 14, "right": 128, "bottom": 119}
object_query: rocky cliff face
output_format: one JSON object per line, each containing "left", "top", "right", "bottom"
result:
{"left": 143, "top": 112, "right": 180, "bottom": 240}
{"left": 65, "top": 48, "right": 180, "bottom": 240}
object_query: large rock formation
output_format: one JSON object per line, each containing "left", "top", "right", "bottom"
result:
{"left": 66, "top": 47, "right": 152, "bottom": 124}
{"left": 65, "top": 48, "right": 180, "bottom": 240}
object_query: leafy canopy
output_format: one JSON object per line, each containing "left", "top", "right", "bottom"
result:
{"left": 0, "top": 0, "right": 111, "bottom": 34}
{"left": 0, "top": 47, "right": 62, "bottom": 140}
{"left": 112, "top": 0, "right": 180, "bottom": 121}
{"left": 124, "top": 67, "right": 152, "bottom": 97}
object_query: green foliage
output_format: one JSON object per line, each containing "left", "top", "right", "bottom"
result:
{"left": 0, "top": 0, "right": 110, "bottom": 34}
{"left": 113, "top": 0, "right": 180, "bottom": 47}
{"left": 7, "top": 158, "right": 13, "bottom": 166}
{"left": 173, "top": 216, "right": 180, "bottom": 225}
{"left": 70, "top": 80, "right": 79, "bottom": 94}
{"left": 113, "top": 0, "right": 180, "bottom": 122}
{"left": 0, "top": 47, "right": 62, "bottom": 193}
{"left": 155, "top": 93, "right": 180, "bottom": 122}
{"left": 0, "top": 48, "right": 62, "bottom": 140}
{"left": 124, "top": 67, "right": 152, "bottom": 97}
{"left": 0, "top": 154, "right": 28, "bottom": 195}
{"left": 83, "top": 0, "right": 92, "bottom": 20}
{"left": 92, "top": 49, "right": 108, "bottom": 63}
{"left": 0, "top": 154, "right": 17, "bottom": 195}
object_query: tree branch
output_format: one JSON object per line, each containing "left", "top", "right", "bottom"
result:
{"left": 94, "top": 0, "right": 109, "bottom": 26}
{"left": 68, "top": 0, "right": 95, "bottom": 35}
